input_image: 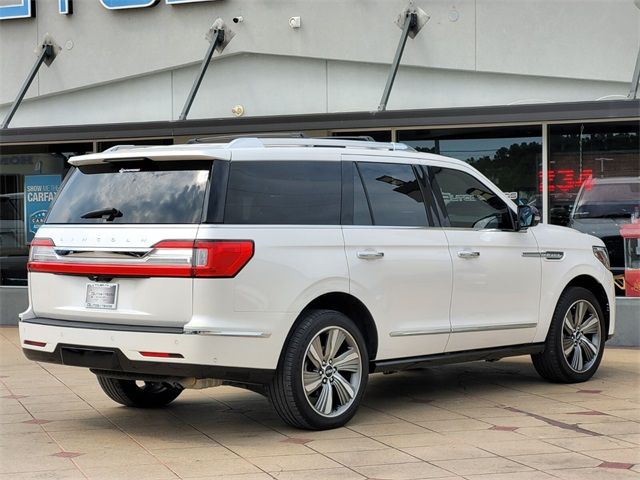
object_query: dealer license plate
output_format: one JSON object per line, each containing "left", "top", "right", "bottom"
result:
{"left": 85, "top": 283, "right": 118, "bottom": 310}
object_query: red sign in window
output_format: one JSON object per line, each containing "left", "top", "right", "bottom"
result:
{"left": 540, "top": 169, "right": 593, "bottom": 193}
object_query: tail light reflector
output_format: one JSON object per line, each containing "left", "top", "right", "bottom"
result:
{"left": 24, "top": 340, "right": 47, "bottom": 347}
{"left": 139, "top": 351, "right": 184, "bottom": 358}
{"left": 27, "top": 239, "right": 254, "bottom": 278}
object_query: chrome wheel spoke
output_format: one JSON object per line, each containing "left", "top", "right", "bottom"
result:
{"left": 580, "top": 316, "right": 598, "bottom": 334}
{"left": 324, "top": 329, "right": 346, "bottom": 361}
{"left": 333, "top": 348, "right": 360, "bottom": 372}
{"left": 303, "top": 371, "right": 323, "bottom": 394}
{"left": 333, "top": 373, "right": 355, "bottom": 405}
{"left": 574, "top": 301, "right": 587, "bottom": 329}
{"left": 580, "top": 336, "right": 598, "bottom": 360}
{"left": 562, "top": 337, "right": 574, "bottom": 356}
{"left": 315, "top": 382, "right": 334, "bottom": 415}
{"left": 571, "top": 345, "right": 583, "bottom": 371}
{"left": 564, "top": 312, "right": 576, "bottom": 332}
{"left": 307, "top": 337, "right": 324, "bottom": 369}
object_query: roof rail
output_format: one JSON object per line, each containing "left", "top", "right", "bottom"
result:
{"left": 188, "top": 132, "right": 306, "bottom": 144}
{"left": 227, "top": 137, "right": 414, "bottom": 151}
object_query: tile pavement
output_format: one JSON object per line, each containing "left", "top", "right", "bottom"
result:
{"left": 0, "top": 326, "right": 638, "bottom": 480}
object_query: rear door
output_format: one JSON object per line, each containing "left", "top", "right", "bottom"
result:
{"left": 341, "top": 156, "right": 452, "bottom": 361}
{"left": 29, "top": 159, "right": 213, "bottom": 328}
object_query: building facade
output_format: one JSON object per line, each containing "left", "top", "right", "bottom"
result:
{"left": 1, "top": 0, "right": 639, "bottom": 335}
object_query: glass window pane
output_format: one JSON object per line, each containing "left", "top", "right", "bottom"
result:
{"left": 0, "top": 144, "right": 92, "bottom": 286}
{"left": 397, "top": 126, "right": 542, "bottom": 212}
{"left": 357, "top": 162, "right": 427, "bottom": 227}
{"left": 548, "top": 121, "right": 640, "bottom": 287}
{"left": 431, "top": 167, "right": 513, "bottom": 230}
{"left": 224, "top": 161, "right": 341, "bottom": 225}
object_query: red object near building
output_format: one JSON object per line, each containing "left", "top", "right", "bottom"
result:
{"left": 621, "top": 222, "right": 640, "bottom": 297}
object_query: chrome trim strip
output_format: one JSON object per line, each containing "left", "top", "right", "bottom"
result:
{"left": 389, "top": 328, "right": 451, "bottom": 337}
{"left": 522, "top": 251, "right": 564, "bottom": 260}
{"left": 452, "top": 322, "right": 537, "bottom": 333}
{"left": 183, "top": 329, "right": 271, "bottom": 338}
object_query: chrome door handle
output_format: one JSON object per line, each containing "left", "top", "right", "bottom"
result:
{"left": 357, "top": 250, "right": 384, "bottom": 260}
{"left": 457, "top": 250, "right": 480, "bottom": 258}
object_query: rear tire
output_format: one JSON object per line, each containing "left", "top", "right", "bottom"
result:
{"left": 267, "top": 309, "right": 369, "bottom": 430}
{"left": 532, "top": 286, "right": 605, "bottom": 383}
{"left": 97, "top": 376, "right": 182, "bottom": 408}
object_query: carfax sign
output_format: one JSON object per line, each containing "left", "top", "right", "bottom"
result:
{"left": 24, "top": 175, "right": 61, "bottom": 243}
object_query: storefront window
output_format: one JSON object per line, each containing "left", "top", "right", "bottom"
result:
{"left": 397, "top": 126, "right": 543, "bottom": 212}
{"left": 548, "top": 121, "right": 640, "bottom": 290}
{"left": 0, "top": 143, "right": 92, "bottom": 286}
{"left": 332, "top": 130, "right": 392, "bottom": 142}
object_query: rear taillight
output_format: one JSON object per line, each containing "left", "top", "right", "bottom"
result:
{"left": 27, "top": 239, "right": 254, "bottom": 278}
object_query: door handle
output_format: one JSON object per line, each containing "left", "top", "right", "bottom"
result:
{"left": 357, "top": 250, "right": 384, "bottom": 260}
{"left": 457, "top": 250, "right": 480, "bottom": 259}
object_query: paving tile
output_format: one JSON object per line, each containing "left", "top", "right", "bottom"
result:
{"left": 1, "top": 469, "right": 86, "bottom": 479}
{"left": 479, "top": 438, "right": 567, "bottom": 456}
{"left": 353, "top": 461, "right": 453, "bottom": 479}
{"left": 249, "top": 453, "right": 341, "bottom": 472}
{"left": 416, "top": 418, "right": 491, "bottom": 432}
{"left": 401, "top": 444, "right": 494, "bottom": 461}
{"left": 464, "top": 472, "right": 557, "bottom": 480}
{"left": 508, "top": 451, "right": 603, "bottom": 470}
{"left": 307, "top": 437, "right": 387, "bottom": 453}
{"left": 431, "top": 456, "right": 532, "bottom": 475}
{"left": 348, "top": 422, "right": 428, "bottom": 436}
{"left": 551, "top": 467, "right": 640, "bottom": 479}
{"left": 373, "top": 432, "right": 452, "bottom": 449}
{"left": 583, "top": 447, "right": 640, "bottom": 464}
{"left": 81, "top": 463, "right": 179, "bottom": 480}
{"left": 546, "top": 435, "right": 635, "bottom": 452}
{"left": 325, "top": 447, "right": 419, "bottom": 467}
{"left": 267, "top": 467, "right": 365, "bottom": 480}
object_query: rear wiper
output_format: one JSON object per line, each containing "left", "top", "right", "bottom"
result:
{"left": 80, "top": 208, "right": 123, "bottom": 221}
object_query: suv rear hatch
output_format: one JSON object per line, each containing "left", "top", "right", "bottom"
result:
{"left": 29, "top": 155, "right": 217, "bottom": 328}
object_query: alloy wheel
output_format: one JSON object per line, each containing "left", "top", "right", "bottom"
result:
{"left": 301, "top": 326, "right": 363, "bottom": 417}
{"left": 561, "top": 299, "right": 602, "bottom": 373}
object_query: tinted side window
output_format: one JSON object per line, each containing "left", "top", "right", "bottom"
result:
{"left": 431, "top": 167, "right": 514, "bottom": 230}
{"left": 357, "top": 162, "right": 428, "bottom": 227}
{"left": 224, "top": 161, "right": 341, "bottom": 225}
{"left": 353, "top": 166, "right": 372, "bottom": 225}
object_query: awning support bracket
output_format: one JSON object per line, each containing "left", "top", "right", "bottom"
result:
{"left": 1, "top": 35, "right": 60, "bottom": 130}
{"left": 179, "top": 18, "right": 234, "bottom": 121}
{"left": 378, "top": 3, "right": 429, "bottom": 112}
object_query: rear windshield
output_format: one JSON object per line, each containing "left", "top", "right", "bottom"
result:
{"left": 46, "top": 160, "right": 211, "bottom": 224}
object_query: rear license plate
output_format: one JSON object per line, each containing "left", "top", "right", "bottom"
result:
{"left": 85, "top": 282, "right": 118, "bottom": 310}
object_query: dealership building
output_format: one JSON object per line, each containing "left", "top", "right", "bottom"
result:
{"left": 1, "top": 0, "right": 639, "bottom": 340}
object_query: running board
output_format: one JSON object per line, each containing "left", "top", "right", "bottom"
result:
{"left": 371, "top": 343, "right": 545, "bottom": 373}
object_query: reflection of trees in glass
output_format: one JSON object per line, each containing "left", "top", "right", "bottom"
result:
{"left": 551, "top": 132, "right": 639, "bottom": 153}
{"left": 466, "top": 142, "right": 541, "bottom": 194}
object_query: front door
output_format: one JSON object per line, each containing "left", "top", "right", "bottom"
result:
{"left": 427, "top": 164, "right": 542, "bottom": 352}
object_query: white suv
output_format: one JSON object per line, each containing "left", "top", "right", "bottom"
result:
{"left": 20, "top": 138, "right": 615, "bottom": 430}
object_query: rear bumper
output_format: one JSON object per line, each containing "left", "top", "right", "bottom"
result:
{"left": 19, "top": 318, "right": 275, "bottom": 385}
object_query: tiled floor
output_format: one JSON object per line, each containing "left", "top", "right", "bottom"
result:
{"left": 1, "top": 326, "right": 639, "bottom": 480}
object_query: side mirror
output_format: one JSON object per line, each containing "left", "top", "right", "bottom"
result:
{"left": 516, "top": 205, "right": 541, "bottom": 231}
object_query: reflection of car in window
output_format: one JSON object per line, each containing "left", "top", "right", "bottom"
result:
{"left": 569, "top": 176, "right": 640, "bottom": 283}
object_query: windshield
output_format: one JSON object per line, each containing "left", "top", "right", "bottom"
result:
{"left": 572, "top": 180, "right": 640, "bottom": 219}
{"left": 46, "top": 160, "right": 212, "bottom": 224}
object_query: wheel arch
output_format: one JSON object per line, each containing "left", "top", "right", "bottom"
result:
{"left": 563, "top": 275, "right": 611, "bottom": 337}
{"left": 279, "top": 292, "right": 379, "bottom": 366}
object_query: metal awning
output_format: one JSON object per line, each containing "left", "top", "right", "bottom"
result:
{"left": 0, "top": 99, "right": 638, "bottom": 145}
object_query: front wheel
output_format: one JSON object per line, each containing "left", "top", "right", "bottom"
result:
{"left": 97, "top": 376, "right": 182, "bottom": 408}
{"left": 532, "top": 286, "right": 605, "bottom": 383}
{"left": 268, "top": 309, "right": 369, "bottom": 430}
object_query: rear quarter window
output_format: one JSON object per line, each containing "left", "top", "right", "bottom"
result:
{"left": 224, "top": 161, "right": 341, "bottom": 225}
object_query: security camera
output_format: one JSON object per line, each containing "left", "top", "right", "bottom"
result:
{"left": 232, "top": 16, "right": 243, "bottom": 23}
